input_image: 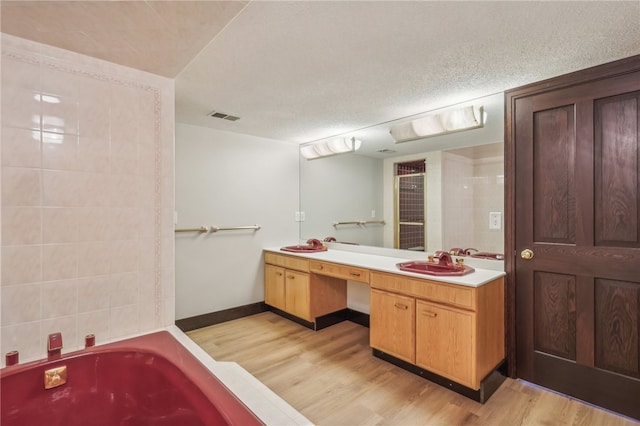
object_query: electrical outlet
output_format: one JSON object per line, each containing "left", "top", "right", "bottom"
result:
{"left": 295, "top": 211, "right": 306, "bottom": 222}
{"left": 371, "top": 210, "right": 376, "bottom": 218}
{"left": 489, "top": 212, "right": 502, "bottom": 230}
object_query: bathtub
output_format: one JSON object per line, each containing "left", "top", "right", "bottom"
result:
{"left": 0, "top": 330, "right": 264, "bottom": 426}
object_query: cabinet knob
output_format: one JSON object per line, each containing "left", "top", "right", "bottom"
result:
{"left": 276, "top": 272, "right": 283, "bottom": 276}
{"left": 287, "top": 275, "right": 295, "bottom": 279}
{"left": 394, "top": 303, "right": 408, "bottom": 310}
{"left": 422, "top": 311, "right": 437, "bottom": 317}
{"left": 349, "top": 272, "right": 361, "bottom": 277}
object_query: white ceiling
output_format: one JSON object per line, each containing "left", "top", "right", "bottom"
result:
{"left": 3, "top": 1, "right": 640, "bottom": 157}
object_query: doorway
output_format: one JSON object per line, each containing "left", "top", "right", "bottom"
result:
{"left": 506, "top": 55, "right": 640, "bottom": 420}
{"left": 394, "top": 160, "right": 426, "bottom": 250}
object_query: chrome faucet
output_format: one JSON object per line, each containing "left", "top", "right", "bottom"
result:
{"left": 434, "top": 250, "right": 453, "bottom": 265}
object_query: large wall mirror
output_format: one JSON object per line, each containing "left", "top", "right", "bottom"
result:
{"left": 299, "top": 93, "right": 504, "bottom": 256}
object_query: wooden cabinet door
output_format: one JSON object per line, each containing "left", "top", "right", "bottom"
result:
{"left": 370, "top": 289, "right": 415, "bottom": 363}
{"left": 285, "top": 270, "right": 311, "bottom": 321}
{"left": 416, "top": 300, "right": 474, "bottom": 389}
{"left": 265, "top": 264, "right": 286, "bottom": 311}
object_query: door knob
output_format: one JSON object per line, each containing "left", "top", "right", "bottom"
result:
{"left": 520, "top": 249, "right": 534, "bottom": 260}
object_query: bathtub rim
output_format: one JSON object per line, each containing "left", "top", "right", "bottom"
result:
{"left": 1, "top": 326, "right": 313, "bottom": 426}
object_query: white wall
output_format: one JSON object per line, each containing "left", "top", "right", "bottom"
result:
{"left": 473, "top": 157, "right": 504, "bottom": 253}
{"left": 300, "top": 153, "right": 383, "bottom": 246}
{"left": 442, "top": 152, "right": 474, "bottom": 250}
{"left": 174, "top": 123, "right": 299, "bottom": 320}
{"left": 1, "top": 35, "right": 175, "bottom": 365}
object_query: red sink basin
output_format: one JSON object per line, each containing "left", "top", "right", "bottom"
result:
{"left": 470, "top": 252, "right": 504, "bottom": 260}
{"left": 280, "top": 245, "right": 327, "bottom": 253}
{"left": 396, "top": 260, "right": 475, "bottom": 276}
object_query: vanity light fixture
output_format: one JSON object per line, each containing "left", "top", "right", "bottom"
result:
{"left": 300, "top": 136, "right": 362, "bottom": 160}
{"left": 390, "top": 105, "right": 484, "bottom": 143}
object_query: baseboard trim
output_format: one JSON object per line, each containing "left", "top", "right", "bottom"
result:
{"left": 346, "top": 309, "right": 370, "bottom": 328}
{"left": 175, "top": 302, "right": 269, "bottom": 332}
{"left": 268, "top": 307, "right": 370, "bottom": 331}
{"left": 372, "top": 349, "right": 506, "bottom": 403}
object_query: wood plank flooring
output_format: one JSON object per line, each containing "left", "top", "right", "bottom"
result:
{"left": 187, "top": 312, "right": 639, "bottom": 426}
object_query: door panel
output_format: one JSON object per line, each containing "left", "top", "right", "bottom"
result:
{"left": 512, "top": 66, "right": 640, "bottom": 420}
{"left": 595, "top": 279, "right": 639, "bottom": 378}
{"left": 533, "top": 272, "right": 576, "bottom": 360}
{"left": 594, "top": 93, "right": 640, "bottom": 247}
{"left": 533, "top": 106, "right": 576, "bottom": 244}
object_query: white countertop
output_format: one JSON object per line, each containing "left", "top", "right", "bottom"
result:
{"left": 265, "top": 247, "right": 505, "bottom": 288}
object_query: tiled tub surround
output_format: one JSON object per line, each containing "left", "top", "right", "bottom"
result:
{"left": 1, "top": 35, "right": 175, "bottom": 366}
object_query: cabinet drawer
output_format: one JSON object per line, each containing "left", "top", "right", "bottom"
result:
{"left": 265, "top": 252, "right": 309, "bottom": 272}
{"left": 309, "top": 261, "right": 369, "bottom": 283}
{"left": 370, "top": 271, "right": 475, "bottom": 310}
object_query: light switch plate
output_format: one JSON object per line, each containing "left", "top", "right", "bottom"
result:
{"left": 489, "top": 212, "right": 502, "bottom": 230}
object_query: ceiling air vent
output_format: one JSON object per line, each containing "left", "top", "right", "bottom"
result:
{"left": 209, "top": 111, "right": 240, "bottom": 121}
{"left": 377, "top": 149, "right": 397, "bottom": 154}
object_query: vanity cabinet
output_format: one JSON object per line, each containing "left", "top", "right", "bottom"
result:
{"left": 264, "top": 264, "right": 286, "bottom": 311}
{"left": 370, "top": 271, "right": 504, "bottom": 390}
{"left": 370, "top": 289, "right": 415, "bottom": 364}
{"left": 309, "top": 261, "right": 369, "bottom": 283}
{"left": 264, "top": 252, "right": 346, "bottom": 324}
{"left": 415, "top": 300, "right": 474, "bottom": 388}
{"left": 284, "top": 269, "right": 311, "bottom": 320}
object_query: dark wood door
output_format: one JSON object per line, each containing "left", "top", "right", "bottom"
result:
{"left": 512, "top": 68, "right": 640, "bottom": 419}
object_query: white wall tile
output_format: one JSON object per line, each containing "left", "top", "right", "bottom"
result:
{"left": 2, "top": 86, "right": 41, "bottom": 130}
{"left": 110, "top": 304, "right": 139, "bottom": 339}
{"left": 109, "top": 272, "right": 139, "bottom": 307}
{"left": 2, "top": 35, "right": 174, "bottom": 361}
{"left": 42, "top": 207, "right": 78, "bottom": 244}
{"left": 41, "top": 279, "right": 78, "bottom": 319}
{"left": 42, "top": 243, "right": 78, "bottom": 281}
{"left": 2, "top": 207, "right": 42, "bottom": 245}
{"left": 2, "top": 167, "right": 41, "bottom": 206}
{"left": 77, "top": 276, "right": 111, "bottom": 313}
{"left": 1, "top": 283, "right": 41, "bottom": 325}
{"left": 76, "top": 242, "right": 110, "bottom": 277}
{"left": 1, "top": 245, "right": 42, "bottom": 285}
{"left": 1, "top": 127, "right": 42, "bottom": 168}
{"left": 42, "top": 132, "right": 78, "bottom": 170}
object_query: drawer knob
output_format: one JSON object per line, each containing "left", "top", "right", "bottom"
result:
{"left": 349, "top": 272, "right": 361, "bottom": 277}
{"left": 287, "top": 275, "right": 295, "bottom": 279}
{"left": 394, "top": 303, "right": 408, "bottom": 310}
{"left": 422, "top": 311, "right": 437, "bottom": 317}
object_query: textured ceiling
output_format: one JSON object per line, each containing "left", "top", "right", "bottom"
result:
{"left": 3, "top": 1, "right": 640, "bottom": 156}
{"left": 0, "top": 0, "right": 248, "bottom": 77}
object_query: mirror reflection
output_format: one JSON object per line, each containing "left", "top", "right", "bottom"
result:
{"left": 299, "top": 93, "right": 504, "bottom": 256}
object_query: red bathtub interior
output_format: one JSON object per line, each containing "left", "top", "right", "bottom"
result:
{"left": 0, "top": 331, "right": 263, "bottom": 426}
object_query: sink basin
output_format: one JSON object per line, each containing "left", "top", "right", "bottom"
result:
{"left": 470, "top": 252, "right": 504, "bottom": 260}
{"left": 280, "top": 245, "right": 327, "bottom": 253}
{"left": 396, "top": 260, "right": 475, "bottom": 276}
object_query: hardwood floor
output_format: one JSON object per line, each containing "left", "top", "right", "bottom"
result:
{"left": 187, "top": 312, "right": 639, "bottom": 426}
